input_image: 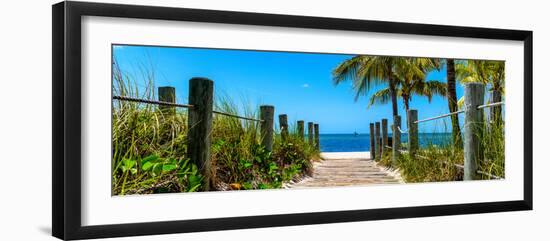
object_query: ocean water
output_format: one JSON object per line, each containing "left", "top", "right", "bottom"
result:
{"left": 319, "top": 133, "right": 452, "bottom": 152}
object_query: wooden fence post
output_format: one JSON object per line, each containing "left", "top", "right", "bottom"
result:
{"left": 297, "top": 120, "right": 305, "bottom": 140}
{"left": 187, "top": 78, "right": 214, "bottom": 191}
{"left": 158, "top": 86, "right": 176, "bottom": 115}
{"left": 407, "top": 110, "right": 419, "bottom": 154}
{"left": 392, "top": 115, "right": 401, "bottom": 165}
{"left": 369, "top": 123, "right": 375, "bottom": 160}
{"left": 314, "top": 123, "right": 320, "bottom": 151}
{"left": 279, "top": 114, "right": 288, "bottom": 140}
{"left": 260, "top": 105, "right": 275, "bottom": 152}
{"left": 375, "top": 122, "right": 381, "bottom": 161}
{"left": 382, "top": 119, "right": 388, "bottom": 156}
{"left": 464, "top": 83, "right": 485, "bottom": 181}
{"left": 308, "top": 122, "right": 314, "bottom": 144}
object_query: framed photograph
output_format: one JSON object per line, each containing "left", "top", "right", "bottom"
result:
{"left": 52, "top": 1, "right": 533, "bottom": 240}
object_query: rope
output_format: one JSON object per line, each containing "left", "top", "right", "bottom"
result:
{"left": 415, "top": 110, "right": 464, "bottom": 124}
{"left": 114, "top": 96, "right": 263, "bottom": 122}
{"left": 477, "top": 101, "right": 505, "bottom": 109}
{"left": 397, "top": 126, "right": 408, "bottom": 133}
{"left": 113, "top": 95, "right": 194, "bottom": 108}
{"left": 213, "top": 110, "right": 264, "bottom": 122}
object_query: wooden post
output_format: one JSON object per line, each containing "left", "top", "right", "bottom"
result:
{"left": 392, "top": 115, "right": 401, "bottom": 165}
{"left": 297, "top": 120, "right": 305, "bottom": 140}
{"left": 382, "top": 119, "right": 388, "bottom": 156}
{"left": 187, "top": 78, "right": 214, "bottom": 191}
{"left": 260, "top": 105, "right": 275, "bottom": 152}
{"left": 279, "top": 114, "right": 288, "bottom": 140}
{"left": 314, "top": 123, "right": 320, "bottom": 151}
{"left": 369, "top": 123, "right": 375, "bottom": 160}
{"left": 407, "top": 110, "right": 418, "bottom": 154}
{"left": 308, "top": 122, "right": 314, "bottom": 144}
{"left": 375, "top": 122, "right": 381, "bottom": 161}
{"left": 464, "top": 83, "right": 485, "bottom": 181}
{"left": 158, "top": 86, "right": 176, "bottom": 116}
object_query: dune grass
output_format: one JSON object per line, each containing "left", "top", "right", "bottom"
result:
{"left": 111, "top": 63, "right": 319, "bottom": 195}
{"left": 379, "top": 121, "right": 504, "bottom": 182}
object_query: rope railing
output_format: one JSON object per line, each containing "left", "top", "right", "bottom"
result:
{"left": 414, "top": 101, "right": 504, "bottom": 124}
{"left": 414, "top": 110, "right": 464, "bottom": 124}
{"left": 113, "top": 95, "right": 194, "bottom": 108}
{"left": 373, "top": 85, "right": 505, "bottom": 182}
{"left": 397, "top": 126, "right": 408, "bottom": 133}
{"left": 478, "top": 101, "right": 504, "bottom": 109}
{"left": 113, "top": 95, "right": 263, "bottom": 122}
{"left": 212, "top": 110, "right": 263, "bottom": 122}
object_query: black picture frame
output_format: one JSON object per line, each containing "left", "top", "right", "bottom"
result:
{"left": 52, "top": 1, "right": 533, "bottom": 240}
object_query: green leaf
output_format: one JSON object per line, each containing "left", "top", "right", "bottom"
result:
{"left": 141, "top": 154, "right": 159, "bottom": 165}
{"left": 242, "top": 182, "right": 253, "bottom": 190}
{"left": 142, "top": 161, "right": 154, "bottom": 171}
{"left": 130, "top": 168, "right": 137, "bottom": 175}
{"left": 152, "top": 163, "right": 162, "bottom": 176}
{"left": 188, "top": 174, "right": 202, "bottom": 188}
{"left": 187, "top": 183, "right": 201, "bottom": 192}
{"left": 162, "top": 164, "right": 177, "bottom": 173}
{"left": 258, "top": 183, "right": 271, "bottom": 189}
{"left": 243, "top": 162, "right": 253, "bottom": 168}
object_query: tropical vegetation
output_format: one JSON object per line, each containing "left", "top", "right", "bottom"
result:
{"left": 332, "top": 55, "right": 505, "bottom": 182}
{"left": 112, "top": 62, "right": 319, "bottom": 195}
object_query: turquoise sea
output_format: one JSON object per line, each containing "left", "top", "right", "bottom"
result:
{"left": 319, "top": 133, "right": 452, "bottom": 152}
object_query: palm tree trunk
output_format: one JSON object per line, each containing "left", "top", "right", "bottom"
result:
{"left": 446, "top": 59, "right": 463, "bottom": 149}
{"left": 389, "top": 73, "right": 399, "bottom": 116}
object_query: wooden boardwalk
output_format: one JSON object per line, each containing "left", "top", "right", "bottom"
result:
{"left": 288, "top": 152, "right": 403, "bottom": 188}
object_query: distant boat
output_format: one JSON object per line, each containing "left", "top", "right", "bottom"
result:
{"left": 353, "top": 131, "right": 359, "bottom": 136}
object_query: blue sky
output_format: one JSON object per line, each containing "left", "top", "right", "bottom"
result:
{"left": 113, "top": 45, "right": 465, "bottom": 134}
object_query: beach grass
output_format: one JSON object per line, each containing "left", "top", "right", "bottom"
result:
{"left": 111, "top": 63, "right": 319, "bottom": 195}
{"left": 379, "top": 121, "right": 505, "bottom": 182}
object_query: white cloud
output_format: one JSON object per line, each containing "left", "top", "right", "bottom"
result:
{"left": 302, "top": 84, "right": 309, "bottom": 88}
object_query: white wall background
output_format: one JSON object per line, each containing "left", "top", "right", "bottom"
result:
{"left": 0, "top": 0, "right": 547, "bottom": 240}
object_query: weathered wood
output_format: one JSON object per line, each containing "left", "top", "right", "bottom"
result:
{"left": 382, "top": 119, "right": 388, "bottom": 156}
{"left": 392, "top": 115, "right": 401, "bottom": 165}
{"left": 407, "top": 110, "right": 418, "bottom": 154}
{"left": 314, "top": 123, "right": 320, "bottom": 151}
{"left": 369, "top": 123, "right": 375, "bottom": 160}
{"left": 279, "top": 114, "right": 288, "bottom": 140}
{"left": 158, "top": 86, "right": 176, "bottom": 116}
{"left": 464, "top": 83, "right": 485, "bottom": 180}
{"left": 308, "top": 122, "right": 314, "bottom": 144}
{"left": 289, "top": 154, "right": 402, "bottom": 188}
{"left": 297, "top": 120, "right": 305, "bottom": 140}
{"left": 187, "top": 78, "right": 214, "bottom": 190}
{"left": 375, "top": 122, "right": 381, "bottom": 161}
{"left": 260, "top": 105, "right": 275, "bottom": 152}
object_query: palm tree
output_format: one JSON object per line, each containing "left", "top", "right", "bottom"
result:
{"left": 446, "top": 59, "right": 463, "bottom": 149}
{"left": 332, "top": 56, "right": 403, "bottom": 116}
{"left": 456, "top": 60, "right": 505, "bottom": 125}
{"left": 368, "top": 58, "right": 447, "bottom": 120}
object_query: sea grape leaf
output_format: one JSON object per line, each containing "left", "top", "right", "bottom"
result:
{"left": 142, "top": 161, "right": 154, "bottom": 171}
{"left": 141, "top": 154, "right": 159, "bottom": 165}
{"left": 162, "top": 164, "right": 177, "bottom": 173}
